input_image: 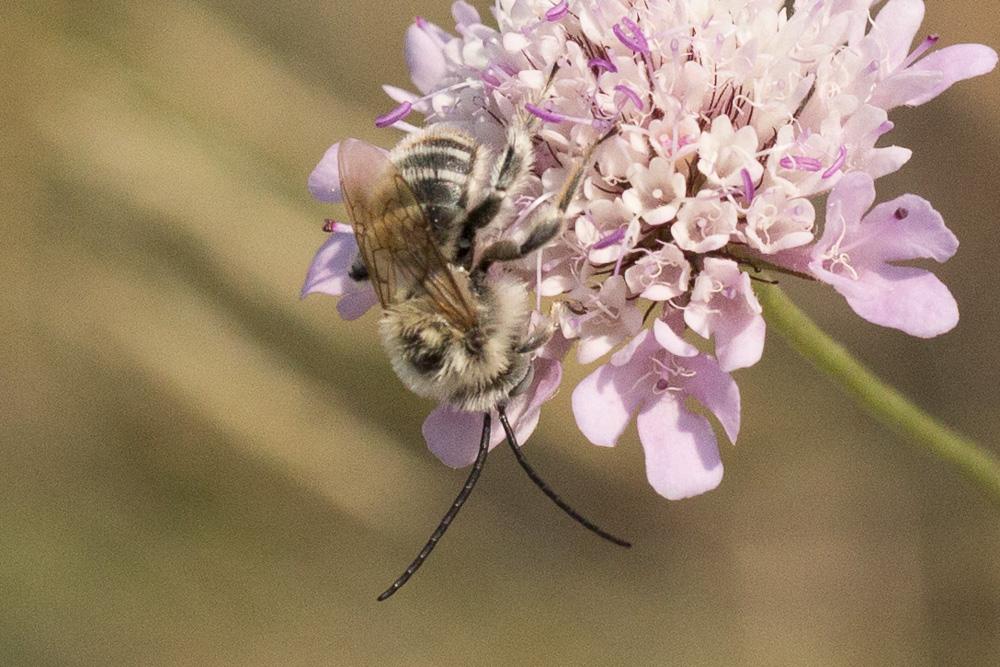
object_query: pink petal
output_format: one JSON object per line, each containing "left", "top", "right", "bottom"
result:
{"left": 498, "top": 358, "right": 563, "bottom": 448}
{"left": 714, "top": 305, "right": 766, "bottom": 372}
{"left": 451, "top": 1, "right": 481, "bottom": 28}
{"left": 300, "top": 229, "right": 359, "bottom": 298}
{"left": 676, "top": 354, "right": 741, "bottom": 444}
{"left": 860, "top": 195, "right": 959, "bottom": 264}
{"left": 573, "top": 331, "right": 657, "bottom": 447}
{"left": 824, "top": 172, "right": 876, "bottom": 235}
{"left": 872, "top": 0, "right": 925, "bottom": 68}
{"left": 405, "top": 22, "right": 449, "bottom": 94}
{"left": 684, "top": 258, "right": 765, "bottom": 371}
{"left": 307, "top": 143, "right": 342, "bottom": 203}
{"left": 820, "top": 264, "right": 958, "bottom": 338}
{"left": 904, "top": 44, "right": 999, "bottom": 106}
{"left": 636, "top": 395, "right": 723, "bottom": 500}
{"left": 423, "top": 404, "right": 499, "bottom": 468}
{"left": 422, "top": 359, "right": 562, "bottom": 468}
{"left": 336, "top": 289, "right": 379, "bottom": 320}
{"left": 811, "top": 181, "right": 960, "bottom": 338}
{"left": 653, "top": 317, "right": 698, "bottom": 357}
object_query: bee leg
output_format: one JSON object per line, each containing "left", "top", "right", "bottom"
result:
{"left": 454, "top": 125, "right": 536, "bottom": 270}
{"left": 473, "top": 206, "right": 563, "bottom": 278}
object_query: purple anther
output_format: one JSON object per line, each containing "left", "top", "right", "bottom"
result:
{"left": 740, "top": 168, "right": 756, "bottom": 203}
{"left": 525, "top": 103, "right": 565, "bottom": 123}
{"left": 322, "top": 219, "right": 337, "bottom": 233}
{"left": 614, "top": 84, "right": 644, "bottom": 111}
{"left": 779, "top": 155, "right": 824, "bottom": 172}
{"left": 654, "top": 378, "right": 670, "bottom": 391}
{"left": 876, "top": 120, "right": 894, "bottom": 137}
{"left": 375, "top": 101, "right": 413, "bottom": 128}
{"left": 822, "top": 145, "right": 848, "bottom": 179}
{"left": 545, "top": 0, "right": 569, "bottom": 21}
{"left": 902, "top": 33, "right": 940, "bottom": 69}
{"left": 593, "top": 226, "right": 626, "bottom": 250}
{"left": 613, "top": 17, "right": 649, "bottom": 54}
{"left": 894, "top": 207, "right": 909, "bottom": 220}
{"left": 587, "top": 57, "right": 618, "bottom": 73}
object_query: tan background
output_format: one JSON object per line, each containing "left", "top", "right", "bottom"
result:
{"left": 3, "top": 1, "right": 999, "bottom": 664}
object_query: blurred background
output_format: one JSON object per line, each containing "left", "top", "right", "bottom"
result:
{"left": 4, "top": 1, "right": 998, "bottom": 664}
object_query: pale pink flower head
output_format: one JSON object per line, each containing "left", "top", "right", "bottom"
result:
{"left": 305, "top": 0, "right": 994, "bottom": 499}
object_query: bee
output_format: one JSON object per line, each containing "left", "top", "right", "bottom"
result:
{"left": 338, "top": 105, "right": 629, "bottom": 601}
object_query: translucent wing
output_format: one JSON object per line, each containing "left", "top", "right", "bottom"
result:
{"left": 337, "top": 138, "right": 477, "bottom": 329}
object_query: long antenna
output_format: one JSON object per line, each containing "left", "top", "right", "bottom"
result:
{"left": 377, "top": 413, "right": 492, "bottom": 601}
{"left": 497, "top": 406, "right": 631, "bottom": 548}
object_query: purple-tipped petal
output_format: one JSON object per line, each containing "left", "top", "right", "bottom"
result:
{"left": 308, "top": 143, "right": 343, "bottom": 203}
{"left": 302, "top": 228, "right": 378, "bottom": 319}
{"left": 405, "top": 22, "right": 449, "bottom": 93}
{"left": 545, "top": 0, "right": 568, "bottom": 22}
{"left": 636, "top": 396, "right": 723, "bottom": 500}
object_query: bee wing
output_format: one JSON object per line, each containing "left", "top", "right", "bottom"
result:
{"left": 337, "top": 138, "right": 477, "bottom": 329}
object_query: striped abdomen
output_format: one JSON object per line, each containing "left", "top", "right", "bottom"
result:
{"left": 390, "top": 129, "right": 480, "bottom": 257}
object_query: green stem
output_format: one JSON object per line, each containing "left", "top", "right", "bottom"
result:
{"left": 754, "top": 283, "right": 1000, "bottom": 507}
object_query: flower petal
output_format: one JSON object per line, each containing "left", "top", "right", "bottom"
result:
{"left": 307, "top": 143, "right": 343, "bottom": 203}
{"left": 336, "top": 289, "right": 379, "bottom": 321}
{"left": 819, "top": 263, "right": 958, "bottom": 337}
{"left": 405, "top": 22, "right": 449, "bottom": 94}
{"left": 300, "top": 228, "right": 359, "bottom": 298}
{"left": 860, "top": 195, "right": 959, "bottom": 264}
{"left": 872, "top": 0, "right": 925, "bottom": 69}
{"left": 498, "top": 357, "right": 563, "bottom": 448}
{"left": 677, "top": 353, "right": 741, "bottom": 444}
{"left": 904, "top": 44, "right": 999, "bottom": 106}
{"left": 573, "top": 331, "right": 657, "bottom": 447}
{"left": 423, "top": 404, "right": 498, "bottom": 468}
{"left": 653, "top": 317, "right": 699, "bottom": 358}
{"left": 812, "top": 184, "right": 960, "bottom": 337}
{"left": 422, "top": 358, "right": 561, "bottom": 468}
{"left": 824, "top": 172, "right": 876, "bottom": 236}
{"left": 636, "top": 395, "right": 723, "bottom": 500}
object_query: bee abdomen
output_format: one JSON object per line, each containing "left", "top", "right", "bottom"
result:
{"left": 399, "top": 322, "right": 451, "bottom": 375}
{"left": 392, "top": 133, "right": 480, "bottom": 245}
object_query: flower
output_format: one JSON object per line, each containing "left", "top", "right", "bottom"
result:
{"left": 804, "top": 172, "right": 959, "bottom": 338}
{"left": 306, "top": 0, "right": 995, "bottom": 499}
{"left": 572, "top": 328, "right": 739, "bottom": 500}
